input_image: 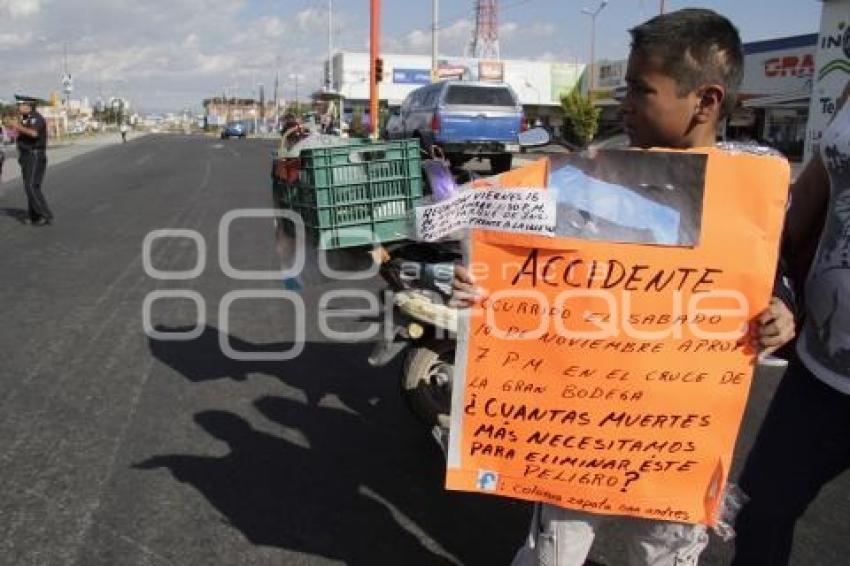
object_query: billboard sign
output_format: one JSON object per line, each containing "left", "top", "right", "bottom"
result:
{"left": 805, "top": 0, "right": 850, "bottom": 161}
{"left": 392, "top": 68, "right": 432, "bottom": 85}
{"left": 479, "top": 60, "right": 505, "bottom": 82}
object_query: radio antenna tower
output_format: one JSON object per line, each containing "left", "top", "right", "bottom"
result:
{"left": 468, "top": 0, "right": 500, "bottom": 60}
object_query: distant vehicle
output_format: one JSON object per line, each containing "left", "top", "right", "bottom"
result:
{"left": 385, "top": 80, "right": 526, "bottom": 173}
{"left": 220, "top": 122, "right": 246, "bottom": 140}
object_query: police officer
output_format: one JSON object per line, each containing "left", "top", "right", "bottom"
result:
{"left": 4, "top": 95, "right": 52, "bottom": 225}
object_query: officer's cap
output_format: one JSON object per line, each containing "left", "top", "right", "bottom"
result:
{"left": 14, "top": 95, "right": 39, "bottom": 106}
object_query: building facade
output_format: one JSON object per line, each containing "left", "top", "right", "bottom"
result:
{"left": 328, "top": 51, "right": 585, "bottom": 136}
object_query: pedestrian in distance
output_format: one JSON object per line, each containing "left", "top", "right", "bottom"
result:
{"left": 2, "top": 95, "right": 52, "bottom": 226}
{"left": 0, "top": 124, "right": 5, "bottom": 181}
{"left": 450, "top": 9, "right": 794, "bottom": 566}
{"left": 120, "top": 121, "right": 129, "bottom": 143}
{"left": 731, "top": 81, "right": 850, "bottom": 566}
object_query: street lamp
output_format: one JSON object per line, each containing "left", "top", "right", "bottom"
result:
{"left": 289, "top": 73, "right": 303, "bottom": 116}
{"left": 581, "top": 0, "right": 608, "bottom": 96}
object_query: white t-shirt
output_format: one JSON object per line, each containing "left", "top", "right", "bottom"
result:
{"left": 797, "top": 102, "right": 850, "bottom": 393}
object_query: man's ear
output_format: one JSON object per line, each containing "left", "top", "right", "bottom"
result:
{"left": 693, "top": 85, "right": 726, "bottom": 124}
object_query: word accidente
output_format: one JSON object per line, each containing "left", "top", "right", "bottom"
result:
{"left": 511, "top": 248, "right": 723, "bottom": 293}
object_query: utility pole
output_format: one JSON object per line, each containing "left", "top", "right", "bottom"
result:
{"left": 369, "top": 0, "right": 380, "bottom": 139}
{"left": 61, "top": 42, "right": 73, "bottom": 110}
{"left": 289, "top": 73, "right": 301, "bottom": 116}
{"left": 273, "top": 64, "right": 279, "bottom": 124}
{"left": 327, "top": 0, "right": 334, "bottom": 91}
{"left": 660, "top": 0, "right": 666, "bottom": 14}
{"left": 581, "top": 1, "right": 608, "bottom": 95}
{"left": 259, "top": 83, "right": 265, "bottom": 133}
{"left": 432, "top": 0, "right": 439, "bottom": 82}
{"left": 251, "top": 69, "right": 257, "bottom": 134}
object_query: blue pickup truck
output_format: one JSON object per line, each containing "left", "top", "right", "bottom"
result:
{"left": 385, "top": 81, "right": 526, "bottom": 174}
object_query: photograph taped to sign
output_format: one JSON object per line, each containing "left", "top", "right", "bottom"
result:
{"left": 445, "top": 149, "right": 790, "bottom": 526}
{"left": 548, "top": 151, "right": 707, "bottom": 247}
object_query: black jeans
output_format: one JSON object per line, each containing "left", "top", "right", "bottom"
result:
{"left": 732, "top": 357, "right": 850, "bottom": 565}
{"left": 19, "top": 149, "right": 51, "bottom": 221}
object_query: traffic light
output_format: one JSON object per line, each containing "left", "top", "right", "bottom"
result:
{"left": 375, "top": 57, "right": 384, "bottom": 83}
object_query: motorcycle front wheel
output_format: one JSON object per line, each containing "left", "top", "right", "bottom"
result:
{"left": 402, "top": 339, "right": 455, "bottom": 428}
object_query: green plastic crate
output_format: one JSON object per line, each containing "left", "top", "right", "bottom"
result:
{"left": 298, "top": 139, "right": 421, "bottom": 194}
{"left": 278, "top": 139, "right": 423, "bottom": 249}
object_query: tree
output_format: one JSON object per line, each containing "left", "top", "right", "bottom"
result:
{"left": 560, "top": 90, "right": 601, "bottom": 148}
{"left": 350, "top": 106, "right": 367, "bottom": 138}
{"left": 0, "top": 102, "right": 15, "bottom": 120}
{"left": 93, "top": 106, "right": 121, "bottom": 125}
{"left": 287, "top": 101, "right": 309, "bottom": 118}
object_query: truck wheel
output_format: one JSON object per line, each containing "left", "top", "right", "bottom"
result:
{"left": 490, "top": 153, "right": 513, "bottom": 174}
{"left": 402, "top": 339, "right": 454, "bottom": 428}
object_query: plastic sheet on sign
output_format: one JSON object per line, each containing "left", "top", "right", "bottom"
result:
{"left": 547, "top": 151, "right": 707, "bottom": 247}
{"left": 713, "top": 482, "right": 749, "bottom": 541}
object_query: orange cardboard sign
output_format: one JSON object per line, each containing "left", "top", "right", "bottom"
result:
{"left": 445, "top": 150, "right": 789, "bottom": 525}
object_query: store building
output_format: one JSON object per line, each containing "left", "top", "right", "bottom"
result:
{"left": 735, "top": 33, "right": 817, "bottom": 161}
{"left": 326, "top": 51, "right": 584, "bottom": 138}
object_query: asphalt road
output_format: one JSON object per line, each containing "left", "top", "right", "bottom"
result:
{"left": 0, "top": 135, "right": 847, "bottom": 566}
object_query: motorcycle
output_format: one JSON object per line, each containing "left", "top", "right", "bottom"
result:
{"left": 368, "top": 241, "right": 461, "bottom": 430}
{"left": 368, "top": 127, "right": 552, "bottom": 434}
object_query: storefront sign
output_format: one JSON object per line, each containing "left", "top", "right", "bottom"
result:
{"left": 392, "top": 68, "right": 432, "bottom": 85}
{"left": 805, "top": 0, "right": 850, "bottom": 162}
{"left": 479, "top": 60, "right": 505, "bottom": 82}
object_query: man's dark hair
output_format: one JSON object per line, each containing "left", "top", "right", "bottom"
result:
{"left": 629, "top": 8, "right": 743, "bottom": 117}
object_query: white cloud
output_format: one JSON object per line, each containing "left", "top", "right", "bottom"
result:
{"left": 263, "top": 17, "right": 288, "bottom": 39}
{"left": 0, "top": 0, "right": 42, "bottom": 19}
{"left": 295, "top": 7, "right": 327, "bottom": 33}
{"left": 441, "top": 19, "right": 473, "bottom": 44}
{"left": 0, "top": 32, "right": 32, "bottom": 49}
{"left": 528, "top": 22, "right": 556, "bottom": 37}
{"left": 499, "top": 22, "right": 519, "bottom": 37}
{"left": 405, "top": 29, "right": 431, "bottom": 51}
{"left": 390, "top": 18, "right": 472, "bottom": 55}
{"left": 0, "top": 2, "right": 575, "bottom": 111}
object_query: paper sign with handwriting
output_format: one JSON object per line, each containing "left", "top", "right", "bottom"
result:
{"left": 415, "top": 188, "right": 556, "bottom": 242}
{"left": 445, "top": 151, "right": 789, "bottom": 526}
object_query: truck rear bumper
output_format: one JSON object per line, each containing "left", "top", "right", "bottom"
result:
{"left": 438, "top": 141, "right": 517, "bottom": 155}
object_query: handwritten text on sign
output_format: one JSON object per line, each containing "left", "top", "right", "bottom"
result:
{"left": 415, "top": 188, "right": 556, "bottom": 242}
{"left": 444, "top": 151, "right": 789, "bottom": 526}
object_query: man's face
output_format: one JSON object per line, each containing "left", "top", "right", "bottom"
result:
{"left": 16, "top": 103, "right": 32, "bottom": 116}
{"left": 620, "top": 51, "right": 699, "bottom": 149}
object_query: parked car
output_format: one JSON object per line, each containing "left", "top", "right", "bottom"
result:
{"left": 385, "top": 81, "right": 526, "bottom": 173}
{"left": 221, "top": 122, "right": 246, "bottom": 140}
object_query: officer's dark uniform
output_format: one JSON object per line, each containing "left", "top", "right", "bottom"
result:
{"left": 15, "top": 96, "right": 52, "bottom": 224}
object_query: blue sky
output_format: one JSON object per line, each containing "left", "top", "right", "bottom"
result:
{"left": 332, "top": 0, "right": 822, "bottom": 61}
{"left": 0, "top": 0, "right": 825, "bottom": 111}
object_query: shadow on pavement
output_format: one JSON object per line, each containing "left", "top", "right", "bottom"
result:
{"left": 0, "top": 206, "right": 30, "bottom": 224}
{"left": 142, "top": 324, "right": 531, "bottom": 565}
{"left": 147, "top": 324, "right": 380, "bottom": 415}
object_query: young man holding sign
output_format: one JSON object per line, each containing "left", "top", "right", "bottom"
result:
{"left": 451, "top": 9, "right": 794, "bottom": 566}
